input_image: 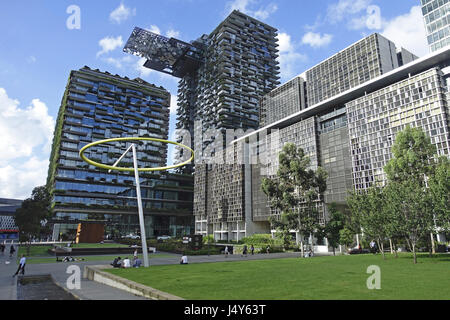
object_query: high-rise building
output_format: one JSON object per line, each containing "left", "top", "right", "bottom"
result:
{"left": 123, "top": 10, "right": 280, "bottom": 238}
{"left": 46, "top": 67, "right": 194, "bottom": 240}
{"left": 306, "top": 33, "right": 412, "bottom": 106}
{"left": 124, "top": 10, "right": 280, "bottom": 163}
{"left": 232, "top": 44, "right": 450, "bottom": 245}
{"left": 421, "top": 0, "right": 450, "bottom": 52}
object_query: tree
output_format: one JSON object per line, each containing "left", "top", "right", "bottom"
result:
{"left": 262, "top": 143, "right": 328, "bottom": 258}
{"left": 14, "top": 186, "right": 51, "bottom": 254}
{"left": 428, "top": 156, "right": 450, "bottom": 232}
{"left": 339, "top": 227, "right": 354, "bottom": 249}
{"left": 323, "top": 203, "right": 346, "bottom": 256}
{"left": 348, "top": 186, "right": 390, "bottom": 259}
{"left": 384, "top": 126, "right": 437, "bottom": 264}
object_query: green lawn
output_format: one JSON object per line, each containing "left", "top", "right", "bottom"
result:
{"left": 18, "top": 245, "right": 52, "bottom": 257}
{"left": 22, "top": 253, "right": 174, "bottom": 264}
{"left": 71, "top": 243, "right": 130, "bottom": 249}
{"left": 105, "top": 253, "right": 450, "bottom": 300}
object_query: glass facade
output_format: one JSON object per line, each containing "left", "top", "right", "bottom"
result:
{"left": 422, "top": 0, "right": 450, "bottom": 52}
{"left": 47, "top": 67, "right": 194, "bottom": 240}
{"left": 306, "top": 33, "right": 399, "bottom": 106}
{"left": 346, "top": 67, "right": 450, "bottom": 191}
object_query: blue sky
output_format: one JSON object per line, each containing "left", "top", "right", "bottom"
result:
{"left": 0, "top": 0, "right": 428, "bottom": 199}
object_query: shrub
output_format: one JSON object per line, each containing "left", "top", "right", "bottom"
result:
{"left": 241, "top": 234, "right": 280, "bottom": 246}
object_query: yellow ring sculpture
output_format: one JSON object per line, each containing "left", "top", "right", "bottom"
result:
{"left": 79, "top": 137, "right": 194, "bottom": 172}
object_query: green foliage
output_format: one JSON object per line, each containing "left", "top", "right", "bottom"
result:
{"left": 202, "top": 235, "right": 215, "bottom": 245}
{"left": 261, "top": 143, "right": 328, "bottom": 253}
{"left": 339, "top": 227, "right": 354, "bottom": 247}
{"left": 240, "top": 234, "right": 277, "bottom": 246}
{"left": 384, "top": 125, "right": 436, "bottom": 184}
{"left": 323, "top": 203, "right": 346, "bottom": 252}
{"left": 428, "top": 156, "right": 450, "bottom": 231}
{"left": 15, "top": 186, "right": 52, "bottom": 243}
{"left": 346, "top": 126, "right": 445, "bottom": 263}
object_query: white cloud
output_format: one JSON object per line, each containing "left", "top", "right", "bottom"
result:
{"left": 109, "top": 2, "right": 136, "bottom": 24}
{"left": 170, "top": 95, "right": 178, "bottom": 115}
{"left": 327, "top": 0, "right": 373, "bottom": 24}
{"left": 166, "top": 29, "right": 180, "bottom": 39}
{"left": 103, "top": 55, "right": 133, "bottom": 69}
{"left": 381, "top": 6, "right": 428, "bottom": 57}
{"left": 147, "top": 25, "right": 161, "bottom": 35}
{"left": 97, "top": 36, "right": 124, "bottom": 57}
{"left": 225, "top": 0, "right": 278, "bottom": 20}
{"left": 0, "top": 88, "right": 55, "bottom": 199}
{"left": 0, "top": 157, "right": 49, "bottom": 200}
{"left": 254, "top": 3, "right": 278, "bottom": 20}
{"left": 135, "top": 57, "right": 153, "bottom": 77}
{"left": 302, "top": 32, "right": 333, "bottom": 48}
{"left": 277, "top": 32, "right": 308, "bottom": 80}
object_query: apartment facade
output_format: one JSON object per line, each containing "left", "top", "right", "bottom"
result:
{"left": 46, "top": 67, "right": 194, "bottom": 240}
{"left": 422, "top": 0, "right": 450, "bottom": 52}
{"left": 229, "top": 46, "right": 450, "bottom": 243}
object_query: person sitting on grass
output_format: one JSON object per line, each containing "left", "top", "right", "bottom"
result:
{"left": 122, "top": 257, "right": 131, "bottom": 268}
{"left": 133, "top": 257, "right": 142, "bottom": 268}
{"left": 111, "top": 256, "right": 122, "bottom": 268}
{"left": 180, "top": 253, "right": 188, "bottom": 265}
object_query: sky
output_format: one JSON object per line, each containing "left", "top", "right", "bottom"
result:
{"left": 0, "top": 0, "right": 429, "bottom": 200}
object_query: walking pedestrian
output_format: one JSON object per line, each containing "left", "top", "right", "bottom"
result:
{"left": 242, "top": 245, "right": 248, "bottom": 257}
{"left": 224, "top": 246, "right": 229, "bottom": 257}
{"left": 0, "top": 243, "right": 5, "bottom": 255}
{"left": 13, "top": 255, "right": 26, "bottom": 277}
{"left": 9, "top": 244, "right": 15, "bottom": 258}
{"left": 250, "top": 245, "right": 254, "bottom": 255}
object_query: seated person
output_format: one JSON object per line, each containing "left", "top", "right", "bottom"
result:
{"left": 111, "top": 257, "right": 122, "bottom": 268}
{"left": 180, "top": 254, "right": 188, "bottom": 265}
{"left": 122, "top": 257, "right": 131, "bottom": 268}
{"left": 133, "top": 258, "right": 142, "bottom": 268}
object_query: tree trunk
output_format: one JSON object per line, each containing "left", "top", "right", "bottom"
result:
{"left": 430, "top": 233, "right": 435, "bottom": 255}
{"left": 405, "top": 237, "right": 412, "bottom": 252}
{"left": 393, "top": 240, "right": 398, "bottom": 258}
{"left": 412, "top": 243, "right": 417, "bottom": 264}
{"left": 380, "top": 240, "right": 386, "bottom": 260}
{"left": 333, "top": 247, "right": 336, "bottom": 256}
{"left": 300, "top": 240, "right": 304, "bottom": 258}
{"left": 389, "top": 238, "right": 394, "bottom": 254}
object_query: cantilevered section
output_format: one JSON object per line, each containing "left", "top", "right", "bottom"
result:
{"left": 124, "top": 27, "right": 204, "bottom": 78}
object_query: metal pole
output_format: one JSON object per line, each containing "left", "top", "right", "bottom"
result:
{"left": 132, "top": 144, "right": 149, "bottom": 267}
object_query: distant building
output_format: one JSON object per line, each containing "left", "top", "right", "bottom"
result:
{"left": 0, "top": 198, "right": 22, "bottom": 241}
{"left": 46, "top": 66, "right": 194, "bottom": 241}
{"left": 421, "top": 0, "right": 450, "bottom": 52}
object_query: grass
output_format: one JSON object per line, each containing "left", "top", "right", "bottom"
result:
{"left": 105, "top": 253, "right": 450, "bottom": 300}
{"left": 18, "top": 245, "right": 52, "bottom": 257}
{"left": 17, "top": 243, "right": 130, "bottom": 257}
{"left": 70, "top": 243, "right": 130, "bottom": 249}
{"left": 22, "top": 253, "right": 174, "bottom": 264}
